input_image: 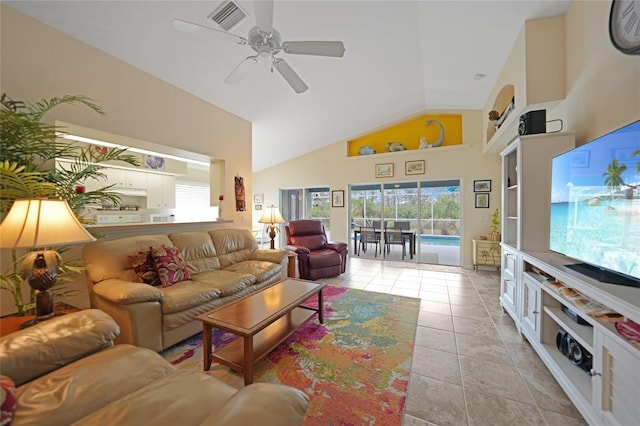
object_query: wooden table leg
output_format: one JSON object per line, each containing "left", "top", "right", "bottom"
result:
{"left": 243, "top": 336, "right": 254, "bottom": 385}
{"left": 318, "top": 288, "right": 324, "bottom": 324}
{"left": 203, "top": 323, "right": 212, "bottom": 371}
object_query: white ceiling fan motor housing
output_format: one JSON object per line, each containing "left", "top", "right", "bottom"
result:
{"left": 248, "top": 26, "right": 282, "bottom": 58}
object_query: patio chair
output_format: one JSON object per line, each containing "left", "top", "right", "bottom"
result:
{"left": 385, "top": 228, "right": 407, "bottom": 259}
{"left": 359, "top": 227, "right": 380, "bottom": 257}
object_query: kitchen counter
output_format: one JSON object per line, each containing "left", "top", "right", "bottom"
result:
{"left": 84, "top": 219, "right": 234, "bottom": 239}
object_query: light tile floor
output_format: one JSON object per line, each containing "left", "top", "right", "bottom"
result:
{"left": 321, "top": 257, "right": 587, "bottom": 426}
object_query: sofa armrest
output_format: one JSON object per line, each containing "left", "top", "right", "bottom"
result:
{"left": 93, "top": 279, "right": 164, "bottom": 305}
{"left": 0, "top": 309, "right": 119, "bottom": 386}
{"left": 249, "top": 248, "right": 288, "bottom": 264}
{"left": 200, "top": 383, "right": 309, "bottom": 426}
{"left": 286, "top": 245, "right": 311, "bottom": 255}
{"left": 326, "top": 241, "right": 348, "bottom": 252}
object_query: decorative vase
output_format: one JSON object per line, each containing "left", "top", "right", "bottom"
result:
{"left": 218, "top": 201, "right": 223, "bottom": 219}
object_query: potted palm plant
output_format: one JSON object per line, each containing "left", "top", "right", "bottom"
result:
{"left": 488, "top": 208, "right": 501, "bottom": 241}
{"left": 0, "top": 93, "right": 139, "bottom": 315}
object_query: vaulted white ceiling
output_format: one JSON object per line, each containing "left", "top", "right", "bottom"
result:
{"left": 6, "top": 0, "right": 571, "bottom": 171}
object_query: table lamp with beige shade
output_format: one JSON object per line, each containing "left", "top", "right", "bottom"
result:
{"left": 0, "top": 198, "right": 96, "bottom": 326}
{"left": 259, "top": 205, "right": 285, "bottom": 249}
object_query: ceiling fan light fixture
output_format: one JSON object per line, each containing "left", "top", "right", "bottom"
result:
{"left": 257, "top": 45, "right": 272, "bottom": 58}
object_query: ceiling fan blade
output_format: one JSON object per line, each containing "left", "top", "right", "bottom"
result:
{"left": 224, "top": 56, "right": 259, "bottom": 85}
{"left": 282, "top": 41, "right": 346, "bottom": 57}
{"left": 253, "top": 0, "right": 274, "bottom": 35}
{"left": 172, "top": 19, "right": 247, "bottom": 45}
{"left": 273, "top": 58, "right": 308, "bottom": 94}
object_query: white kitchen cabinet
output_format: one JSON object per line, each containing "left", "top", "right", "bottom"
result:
{"left": 108, "top": 168, "right": 147, "bottom": 189}
{"left": 146, "top": 173, "right": 175, "bottom": 209}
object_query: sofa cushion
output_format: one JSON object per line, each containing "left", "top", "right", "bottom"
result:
{"left": 71, "top": 369, "right": 237, "bottom": 426}
{"left": 13, "top": 345, "right": 175, "bottom": 426}
{"left": 0, "top": 310, "right": 119, "bottom": 387}
{"left": 209, "top": 228, "right": 258, "bottom": 268}
{"left": 159, "top": 280, "right": 224, "bottom": 314}
{"left": 83, "top": 235, "right": 173, "bottom": 284}
{"left": 151, "top": 245, "right": 191, "bottom": 287}
{"left": 168, "top": 232, "right": 221, "bottom": 274}
{"left": 128, "top": 251, "right": 161, "bottom": 286}
{"left": 223, "top": 260, "right": 283, "bottom": 284}
{"left": 190, "top": 270, "right": 256, "bottom": 297}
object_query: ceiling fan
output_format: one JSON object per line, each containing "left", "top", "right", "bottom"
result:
{"left": 173, "top": 0, "right": 345, "bottom": 93}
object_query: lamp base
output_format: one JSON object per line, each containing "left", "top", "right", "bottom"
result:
{"left": 19, "top": 290, "right": 55, "bottom": 328}
{"left": 268, "top": 225, "right": 277, "bottom": 249}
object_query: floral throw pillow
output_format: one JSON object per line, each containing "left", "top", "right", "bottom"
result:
{"left": 128, "top": 250, "right": 161, "bottom": 286}
{"left": 150, "top": 245, "right": 190, "bottom": 287}
{"left": 1, "top": 375, "right": 17, "bottom": 426}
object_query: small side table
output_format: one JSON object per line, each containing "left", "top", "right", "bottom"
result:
{"left": 0, "top": 302, "right": 80, "bottom": 337}
{"left": 287, "top": 252, "right": 297, "bottom": 278}
{"left": 471, "top": 239, "right": 501, "bottom": 272}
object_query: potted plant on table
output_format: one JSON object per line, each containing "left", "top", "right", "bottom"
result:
{"left": 0, "top": 93, "right": 139, "bottom": 315}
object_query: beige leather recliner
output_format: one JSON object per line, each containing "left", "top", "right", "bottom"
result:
{"left": 0, "top": 309, "right": 309, "bottom": 426}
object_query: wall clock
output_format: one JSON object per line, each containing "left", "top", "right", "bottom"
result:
{"left": 609, "top": 0, "right": 640, "bottom": 55}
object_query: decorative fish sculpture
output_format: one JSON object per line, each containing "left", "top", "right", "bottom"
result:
{"left": 358, "top": 145, "right": 376, "bottom": 155}
{"left": 385, "top": 142, "right": 406, "bottom": 152}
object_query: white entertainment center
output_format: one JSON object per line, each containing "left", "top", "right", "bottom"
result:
{"left": 498, "top": 132, "right": 640, "bottom": 426}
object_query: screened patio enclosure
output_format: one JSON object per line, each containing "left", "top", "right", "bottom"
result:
{"left": 350, "top": 180, "right": 461, "bottom": 265}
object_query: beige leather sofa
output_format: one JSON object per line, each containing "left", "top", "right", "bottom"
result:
{"left": 82, "top": 228, "right": 288, "bottom": 352}
{"left": 0, "top": 310, "right": 309, "bottom": 426}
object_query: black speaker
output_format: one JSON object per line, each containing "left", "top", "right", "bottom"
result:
{"left": 556, "top": 329, "right": 593, "bottom": 373}
{"left": 518, "top": 110, "right": 546, "bottom": 135}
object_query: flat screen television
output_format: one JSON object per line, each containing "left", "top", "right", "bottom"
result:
{"left": 549, "top": 120, "right": 640, "bottom": 287}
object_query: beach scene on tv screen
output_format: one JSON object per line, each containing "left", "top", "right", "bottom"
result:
{"left": 549, "top": 121, "right": 640, "bottom": 280}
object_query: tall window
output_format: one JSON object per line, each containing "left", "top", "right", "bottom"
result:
{"left": 174, "top": 180, "right": 217, "bottom": 222}
{"left": 280, "top": 187, "right": 331, "bottom": 236}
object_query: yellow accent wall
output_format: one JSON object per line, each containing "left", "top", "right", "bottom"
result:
{"left": 347, "top": 114, "right": 462, "bottom": 156}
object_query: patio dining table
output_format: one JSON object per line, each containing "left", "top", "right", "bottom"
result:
{"left": 353, "top": 228, "right": 416, "bottom": 259}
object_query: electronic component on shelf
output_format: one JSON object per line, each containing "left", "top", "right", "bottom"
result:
{"left": 561, "top": 304, "right": 591, "bottom": 326}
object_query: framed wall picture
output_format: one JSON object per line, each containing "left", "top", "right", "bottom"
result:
{"left": 375, "top": 163, "right": 394, "bottom": 178}
{"left": 253, "top": 194, "right": 264, "bottom": 204}
{"left": 144, "top": 155, "right": 166, "bottom": 170}
{"left": 255, "top": 204, "right": 262, "bottom": 210}
{"left": 405, "top": 160, "right": 425, "bottom": 175}
{"left": 474, "top": 179, "right": 491, "bottom": 192}
{"left": 331, "top": 190, "right": 345, "bottom": 207}
{"left": 475, "top": 193, "right": 489, "bottom": 208}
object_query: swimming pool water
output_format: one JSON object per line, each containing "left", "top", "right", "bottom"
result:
{"left": 421, "top": 235, "right": 460, "bottom": 246}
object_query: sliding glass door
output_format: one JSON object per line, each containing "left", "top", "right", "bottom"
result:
{"left": 349, "top": 180, "right": 460, "bottom": 265}
{"left": 419, "top": 180, "right": 460, "bottom": 265}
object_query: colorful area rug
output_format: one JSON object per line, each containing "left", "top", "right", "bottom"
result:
{"left": 161, "top": 286, "right": 420, "bottom": 425}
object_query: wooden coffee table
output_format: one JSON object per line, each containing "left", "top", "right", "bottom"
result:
{"left": 197, "top": 278, "right": 326, "bottom": 385}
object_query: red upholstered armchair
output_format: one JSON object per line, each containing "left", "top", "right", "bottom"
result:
{"left": 285, "top": 220, "right": 348, "bottom": 280}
